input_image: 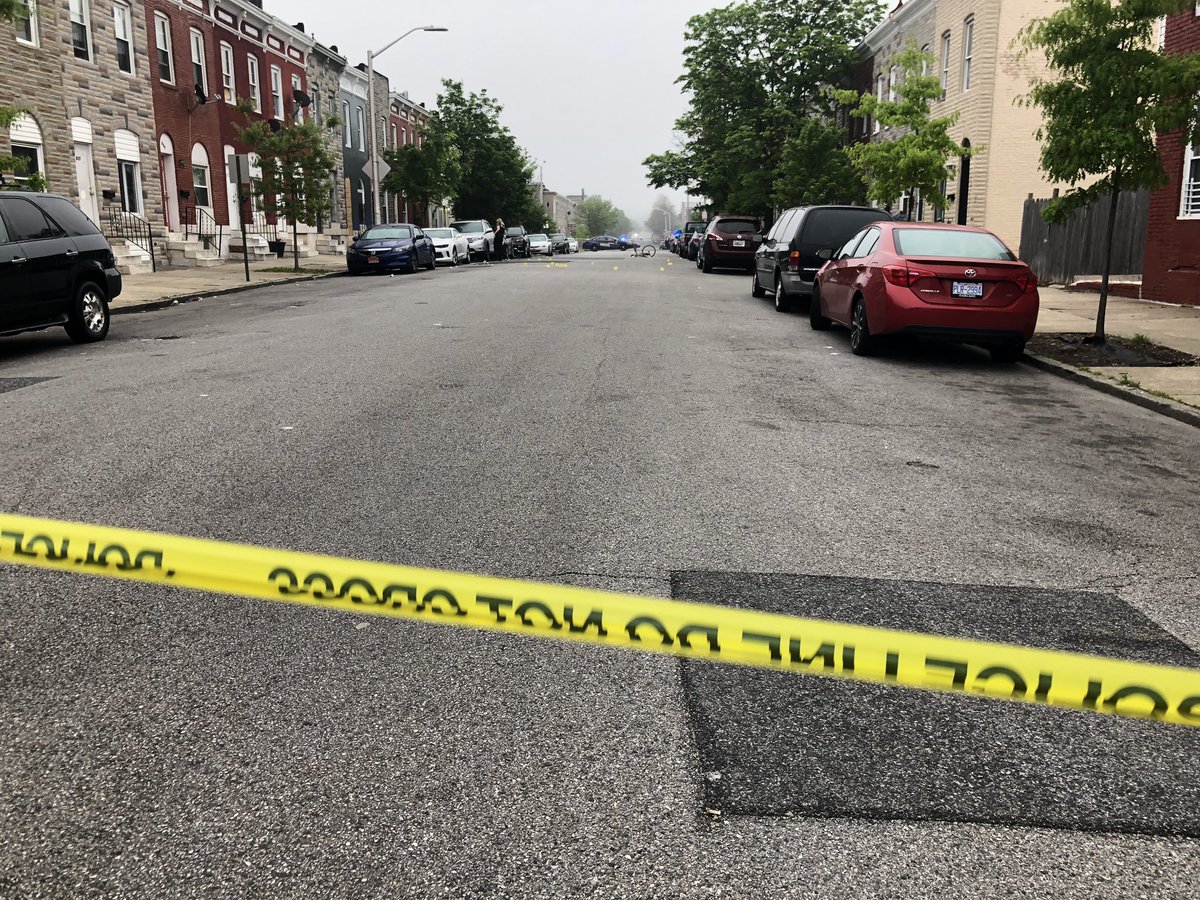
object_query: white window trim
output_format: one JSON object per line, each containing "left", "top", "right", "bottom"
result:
{"left": 270, "top": 65, "right": 283, "bottom": 120}
{"left": 220, "top": 42, "right": 235, "bottom": 104}
{"left": 291, "top": 74, "right": 303, "bottom": 122}
{"left": 9, "top": 142, "right": 44, "bottom": 187}
{"left": 118, "top": 159, "right": 143, "bottom": 215}
{"left": 874, "top": 75, "right": 885, "bottom": 133}
{"left": 17, "top": 0, "right": 41, "bottom": 48}
{"left": 342, "top": 100, "right": 352, "bottom": 148}
{"left": 962, "top": 17, "right": 974, "bottom": 92}
{"left": 888, "top": 66, "right": 898, "bottom": 103}
{"left": 246, "top": 55, "right": 261, "bottom": 113}
{"left": 189, "top": 28, "right": 207, "bottom": 96}
{"left": 941, "top": 31, "right": 951, "bottom": 97}
{"left": 192, "top": 163, "right": 212, "bottom": 211}
{"left": 1180, "top": 142, "right": 1200, "bottom": 218}
{"left": 155, "top": 13, "right": 174, "bottom": 84}
{"left": 356, "top": 106, "right": 365, "bottom": 150}
{"left": 113, "top": 1, "right": 134, "bottom": 75}
{"left": 69, "top": 0, "right": 92, "bottom": 62}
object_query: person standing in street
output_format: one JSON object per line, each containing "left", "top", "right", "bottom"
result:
{"left": 494, "top": 217, "right": 507, "bottom": 263}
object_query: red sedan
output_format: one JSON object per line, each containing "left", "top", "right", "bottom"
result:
{"left": 810, "top": 222, "right": 1039, "bottom": 362}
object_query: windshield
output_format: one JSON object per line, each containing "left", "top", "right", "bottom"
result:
{"left": 529, "top": 234, "right": 548, "bottom": 242}
{"left": 452, "top": 221, "right": 486, "bottom": 234}
{"left": 893, "top": 228, "right": 1016, "bottom": 260}
{"left": 425, "top": 229, "right": 454, "bottom": 239}
{"left": 360, "top": 226, "right": 412, "bottom": 241}
{"left": 508, "top": 226, "right": 526, "bottom": 235}
{"left": 550, "top": 234, "right": 565, "bottom": 241}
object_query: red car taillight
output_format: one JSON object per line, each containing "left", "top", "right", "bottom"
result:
{"left": 707, "top": 232, "right": 723, "bottom": 242}
{"left": 1012, "top": 271, "right": 1038, "bottom": 293}
{"left": 882, "top": 265, "right": 937, "bottom": 287}
{"left": 787, "top": 250, "right": 801, "bottom": 271}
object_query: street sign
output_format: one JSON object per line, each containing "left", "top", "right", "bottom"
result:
{"left": 226, "top": 153, "right": 253, "bottom": 185}
{"left": 363, "top": 158, "right": 391, "bottom": 180}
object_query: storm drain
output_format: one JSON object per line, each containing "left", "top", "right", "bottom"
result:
{"left": 673, "top": 571, "right": 1200, "bottom": 837}
{"left": 0, "top": 377, "right": 56, "bottom": 395}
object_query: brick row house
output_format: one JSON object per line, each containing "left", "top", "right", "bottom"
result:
{"left": 1143, "top": 7, "right": 1200, "bottom": 306}
{"left": 2, "top": 0, "right": 434, "bottom": 271}
{"left": 1, "top": 0, "right": 166, "bottom": 272}
{"left": 853, "top": 0, "right": 1082, "bottom": 253}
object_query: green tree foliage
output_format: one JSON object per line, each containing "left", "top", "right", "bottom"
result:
{"left": 237, "top": 110, "right": 339, "bottom": 272}
{"left": 432, "top": 80, "right": 545, "bottom": 228}
{"left": 573, "top": 196, "right": 630, "bottom": 238}
{"left": 835, "top": 45, "right": 971, "bottom": 218}
{"left": 381, "top": 124, "right": 461, "bottom": 226}
{"left": 1022, "top": 0, "right": 1200, "bottom": 341}
{"left": 773, "top": 118, "right": 867, "bottom": 209}
{"left": 644, "top": 0, "right": 883, "bottom": 222}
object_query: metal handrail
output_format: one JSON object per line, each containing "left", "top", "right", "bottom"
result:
{"left": 182, "top": 205, "right": 224, "bottom": 253}
{"left": 240, "top": 213, "right": 279, "bottom": 244}
{"left": 102, "top": 207, "right": 157, "bottom": 273}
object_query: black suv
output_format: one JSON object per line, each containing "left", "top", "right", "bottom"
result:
{"left": 752, "top": 205, "right": 890, "bottom": 312}
{"left": 0, "top": 191, "right": 120, "bottom": 343}
{"left": 679, "top": 220, "right": 707, "bottom": 259}
{"left": 506, "top": 225, "right": 530, "bottom": 258}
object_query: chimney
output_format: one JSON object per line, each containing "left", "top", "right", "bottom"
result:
{"left": 292, "top": 22, "right": 304, "bottom": 32}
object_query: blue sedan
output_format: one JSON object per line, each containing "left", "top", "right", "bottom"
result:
{"left": 347, "top": 224, "right": 436, "bottom": 274}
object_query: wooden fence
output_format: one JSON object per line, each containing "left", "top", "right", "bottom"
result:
{"left": 1018, "top": 189, "right": 1149, "bottom": 285}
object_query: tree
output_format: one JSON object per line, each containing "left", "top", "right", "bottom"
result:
{"left": 645, "top": 194, "right": 680, "bottom": 235}
{"left": 1022, "top": 0, "right": 1200, "bottom": 342}
{"left": 432, "top": 80, "right": 544, "bottom": 228}
{"left": 773, "top": 118, "right": 866, "bottom": 209}
{"left": 381, "top": 124, "right": 461, "bottom": 226}
{"left": 237, "top": 109, "right": 339, "bottom": 272}
{"left": 835, "top": 45, "right": 972, "bottom": 219}
{"left": 574, "top": 196, "right": 628, "bottom": 238}
{"left": 644, "top": 0, "right": 884, "bottom": 222}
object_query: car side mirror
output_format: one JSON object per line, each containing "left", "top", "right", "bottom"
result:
{"left": 752, "top": 234, "right": 763, "bottom": 243}
{"left": 815, "top": 247, "right": 834, "bottom": 261}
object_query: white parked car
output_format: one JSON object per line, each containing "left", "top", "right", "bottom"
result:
{"left": 527, "top": 233, "right": 552, "bottom": 255}
{"left": 567, "top": 237, "right": 578, "bottom": 253}
{"left": 449, "top": 219, "right": 493, "bottom": 262}
{"left": 425, "top": 227, "right": 471, "bottom": 266}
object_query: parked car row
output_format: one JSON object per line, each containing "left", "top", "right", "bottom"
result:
{"left": 679, "top": 204, "right": 1040, "bottom": 363}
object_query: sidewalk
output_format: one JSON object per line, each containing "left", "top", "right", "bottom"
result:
{"left": 1036, "top": 287, "right": 1200, "bottom": 409}
{"left": 111, "top": 254, "right": 346, "bottom": 311}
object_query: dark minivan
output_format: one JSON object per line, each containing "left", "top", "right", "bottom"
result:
{"left": 752, "top": 205, "right": 890, "bottom": 312}
{"left": 0, "top": 191, "right": 120, "bottom": 343}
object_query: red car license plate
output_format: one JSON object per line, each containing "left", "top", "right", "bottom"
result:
{"left": 952, "top": 281, "right": 983, "bottom": 299}
{"left": 368, "top": 256, "right": 380, "bottom": 264}
{"left": 732, "top": 240, "right": 746, "bottom": 247}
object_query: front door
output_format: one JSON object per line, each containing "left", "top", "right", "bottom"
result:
{"left": 160, "top": 151, "right": 179, "bottom": 231}
{"left": 73, "top": 143, "right": 99, "bottom": 225}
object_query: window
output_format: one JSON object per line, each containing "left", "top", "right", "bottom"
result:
{"left": 1157, "top": 16, "right": 1167, "bottom": 50}
{"left": 940, "top": 31, "right": 951, "bottom": 97}
{"left": 16, "top": 0, "right": 40, "bottom": 46}
{"left": 854, "top": 228, "right": 881, "bottom": 258}
{"left": 920, "top": 44, "right": 930, "bottom": 77}
{"left": 0, "top": 198, "right": 59, "bottom": 241}
{"left": 220, "top": 43, "right": 235, "bottom": 103}
{"left": 69, "top": 0, "right": 91, "bottom": 61}
{"left": 246, "top": 55, "right": 261, "bottom": 112}
{"left": 38, "top": 197, "right": 101, "bottom": 236}
{"left": 874, "top": 75, "right": 885, "bottom": 133}
{"left": 118, "top": 160, "right": 141, "bottom": 214}
{"left": 402, "top": 127, "right": 407, "bottom": 146}
{"left": 190, "top": 29, "right": 207, "bottom": 97}
{"left": 390, "top": 123, "right": 398, "bottom": 147}
{"left": 9, "top": 144, "right": 42, "bottom": 187}
{"left": 962, "top": 17, "right": 974, "bottom": 91}
{"left": 292, "top": 74, "right": 303, "bottom": 122}
{"left": 113, "top": 3, "right": 133, "bottom": 73}
{"left": 191, "top": 144, "right": 212, "bottom": 209}
{"left": 313, "top": 88, "right": 322, "bottom": 124}
{"left": 893, "top": 228, "right": 1015, "bottom": 260}
{"left": 1180, "top": 142, "right": 1200, "bottom": 216}
{"left": 888, "top": 66, "right": 899, "bottom": 103}
{"left": 270, "top": 66, "right": 283, "bottom": 119}
{"left": 155, "top": 14, "right": 174, "bottom": 83}
{"left": 342, "top": 100, "right": 351, "bottom": 147}
{"left": 356, "top": 106, "right": 365, "bottom": 150}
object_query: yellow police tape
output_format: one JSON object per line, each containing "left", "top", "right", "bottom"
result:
{"left": 2, "top": 511, "right": 1199, "bottom": 728}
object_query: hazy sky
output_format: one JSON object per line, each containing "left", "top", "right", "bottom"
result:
{"left": 273, "top": 0, "right": 733, "bottom": 228}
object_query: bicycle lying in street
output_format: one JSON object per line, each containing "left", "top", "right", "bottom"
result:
{"left": 629, "top": 242, "right": 657, "bottom": 258}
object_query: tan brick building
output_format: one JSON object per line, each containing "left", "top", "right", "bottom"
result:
{"left": 2, "top": 0, "right": 164, "bottom": 255}
{"left": 861, "top": 0, "right": 1079, "bottom": 252}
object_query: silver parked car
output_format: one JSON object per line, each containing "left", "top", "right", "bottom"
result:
{"left": 425, "top": 227, "right": 471, "bottom": 266}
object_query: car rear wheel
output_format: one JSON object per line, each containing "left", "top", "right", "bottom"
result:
{"left": 451, "top": 249, "right": 459, "bottom": 266}
{"left": 849, "top": 297, "right": 876, "bottom": 356}
{"left": 701, "top": 250, "right": 713, "bottom": 273}
{"left": 990, "top": 341, "right": 1025, "bottom": 364}
{"left": 751, "top": 268, "right": 766, "bottom": 298}
{"left": 65, "top": 281, "right": 109, "bottom": 343}
{"left": 809, "top": 285, "right": 831, "bottom": 330}
{"left": 773, "top": 272, "right": 790, "bottom": 313}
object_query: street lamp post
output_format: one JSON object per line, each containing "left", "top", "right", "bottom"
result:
{"left": 659, "top": 208, "right": 670, "bottom": 237}
{"left": 367, "top": 25, "right": 447, "bottom": 227}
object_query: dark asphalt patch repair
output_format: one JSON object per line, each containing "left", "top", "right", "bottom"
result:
{"left": 673, "top": 571, "right": 1200, "bottom": 837}
{"left": 0, "top": 377, "right": 56, "bottom": 394}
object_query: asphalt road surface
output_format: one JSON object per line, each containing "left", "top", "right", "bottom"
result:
{"left": 1, "top": 250, "right": 1198, "bottom": 898}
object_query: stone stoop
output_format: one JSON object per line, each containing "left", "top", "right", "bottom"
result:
{"left": 314, "top": 232, "right": 348, "bottom": 256}
{"left": 163, "top": 234, "right": 223, "bottom": 269}
{"left": 110, "top": 239, "right": 155, "bottom": 276}
{"left": 228, "top": 231, "right": 272, "bottom": 263}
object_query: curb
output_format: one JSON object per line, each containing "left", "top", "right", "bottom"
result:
{"left": 111, "top": 269, "right": 346, "bottom": 316}
{"left": 1022, "top": 352, "right": 1200, "bottom": 430}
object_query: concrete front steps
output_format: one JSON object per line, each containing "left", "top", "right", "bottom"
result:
{"left": 164, "top": 235, "right": 222, "bottom": 268}
{"left": 110, "top": 239, "right": 156, "bottom": 276}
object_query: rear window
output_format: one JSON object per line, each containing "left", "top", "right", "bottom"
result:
{"left": 893, "top": 228, "right": 1016, "bottom": 260}
{"left": 508, "top": 226, "right": 526, "bottom": 235}
{"left": 38, "top": 197, "right": 101, "bottom": 236}
{"left": 452, "top": 221, "right": 485, "bottom": 234}
{"left": 714, "top": 219, "right": 756, "bottom": 235}
{"left": 361, "top": 226, "right": 412, "bottom": 240}
{"left": 799, "top": 208, "right": 888, "bottom": 249}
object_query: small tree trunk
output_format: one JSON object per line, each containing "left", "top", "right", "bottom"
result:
{"left": 292, "top": 219, "right": 299, "bottom": 273}
{"left": 1094, "top": 167, "right": 1122, "bottom": 344}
